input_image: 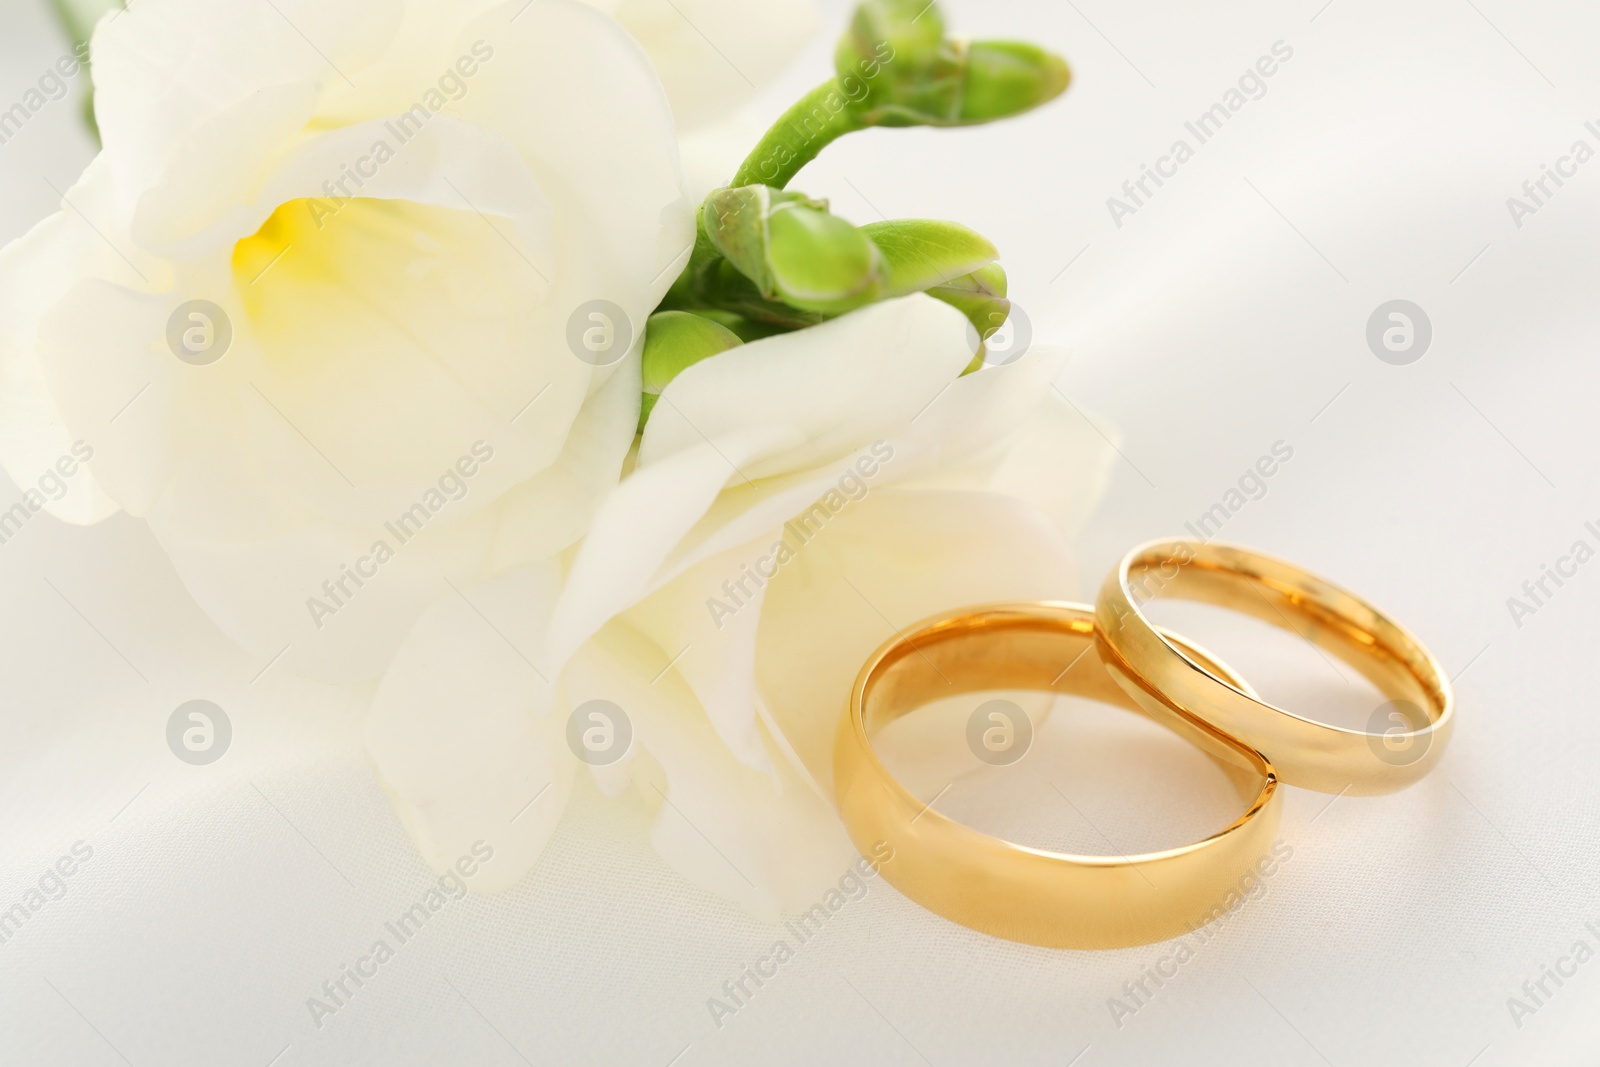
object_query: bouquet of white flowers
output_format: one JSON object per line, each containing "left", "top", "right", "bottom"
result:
{"left": 3, "top": 0, "right": 1111, "bottom": 914}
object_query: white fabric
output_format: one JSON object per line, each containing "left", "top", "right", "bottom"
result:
{"left": 2, "top": 1, "right": 1597, "bottom": 1065}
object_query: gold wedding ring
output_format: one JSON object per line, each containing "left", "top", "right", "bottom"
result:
{"left": 1095, "top": 539, "right": 1454, "bottom": 795}
{"left": 834, "top": 602, "right": 1281, "bottom": 949}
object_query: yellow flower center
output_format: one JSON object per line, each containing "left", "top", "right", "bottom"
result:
{"left": 230, "top": 195, "right": 546, "bottom": 366}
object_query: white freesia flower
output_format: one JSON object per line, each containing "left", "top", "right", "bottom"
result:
{"left": 367, "top": 295, "right": 1115, "bottom": 906}
{"left": 3, "top": 0, "right": 1109, "bottom": 911}
{"left": 0, "top": 0, "right": 814, "bottom": 681}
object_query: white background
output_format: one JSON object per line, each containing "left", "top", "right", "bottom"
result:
{"left": 2, "top": 0, "right": 1599, "bottom": 1063}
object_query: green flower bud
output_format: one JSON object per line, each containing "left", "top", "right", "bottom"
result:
{"left": 837, "top": 1, "right": 959, "bottom": 128}
{"left": 861, "top": 219, "right": 998, "bottom": 297}
{"left": 685, "top": 309, "right": 793, "bottom": 343}
{"left": 843, "top": 0, "right": 946, "bottom": 61}
{"left": 926, "top": 261, "right": 1009, "bottom": 332}
{"left": 639, "top": 311, "right": 743, "bottom": 430}
{"left": 857, "top": 219, "right": 1006, "bottom": 362}
{"left": 958, "top": 41, "right": 1071, "bottom": 124}
{"left": 926, "top": 263, "right": 1009, "bottom": 376}
{"left": 836, "top": 1, "right": 1069, "bottom": 128}
{"left": 703, "top": 186, "right": 886, "bottom": 315}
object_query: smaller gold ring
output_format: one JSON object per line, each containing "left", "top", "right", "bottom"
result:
{"left": 834, "top": 602, "right": 1281, "bottom": 949}
{"left": 1095, "top": 539, "right": 1454, "bottom": 796}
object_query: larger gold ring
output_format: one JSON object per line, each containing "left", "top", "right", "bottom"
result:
{"left": 1095, "top": 539, "right": 1454, "bottom": 795}
{"left": 833, "top": 602, "right": 1281, "bottom": 949}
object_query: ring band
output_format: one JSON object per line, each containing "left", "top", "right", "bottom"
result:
{"left": 1095, "top": 539, "right": 1454, "bottom": 795}
{"left": 833, "top": 602, "right": 1281, "bottom": 949}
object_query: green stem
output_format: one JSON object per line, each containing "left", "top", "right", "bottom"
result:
{"left": 664, "top": 81, "right": 871, "bottom": 320}
{"left": 729, "top": 79, "right": 868, "bottom": 190}
{"left": 660, "top": 258, "right": 823, "bottom": 330}
{"left": 663, "top": 224, "right": 721, "bottom": 310}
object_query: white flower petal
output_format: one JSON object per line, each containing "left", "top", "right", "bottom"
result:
{"left": 756, "top": 488, "right": 1085, "bottom": 788}
{"left": 10, "top": 0, "right": 695, "bottom": 687}
{"left": 983, "top": 389, "right": 1118, "bottom": 537}
{"left": 37, "top": 278, "right": 183, "bottom": 517}
{"left": 651, "top": 451, "right": 892, "bottom": 590}
{"left": 0, "top": 162, "right": 130, "bottom": 524}
{"left": 902, "top": 343, "right": 1072, "bottom": 460}
{"left": 640, "top": 295, "right": 972, "bottom": 477}
{"left": 549, "top": 299, "right": 1060, "bottom": 684}
{"left": 454, "top": 0, "right": 696, "bottom": 311}
{"left": 91, "top": 0, "right": 405, "bottom": 222}
{"left": 484, "top": 346, "right": 644, "bottom": 572}
{"left": 127, "top": 82, "right": 326, "bottom": 255}
{"left": 886, "top": 344, "right": 1119, "bottom": 535}
{"left": 545, "top": 425, "right": 799, "bottom": 669}
{"left": 605, "top": 0, "right": 818, "bottom": 132}
{"left": 564, "top": 621, "right": 854, "bottom": 918}
{"left": 137, "top": 112, "right": 556, "bottom": 267}
{"left": 150, "top": 497, "right": 500, "bottom": 682}
{"left": 365, "top": 560, "right": 567, "bottom": 892}
{"left": 623, "top": 545, "right": 778, "bottom": 774}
